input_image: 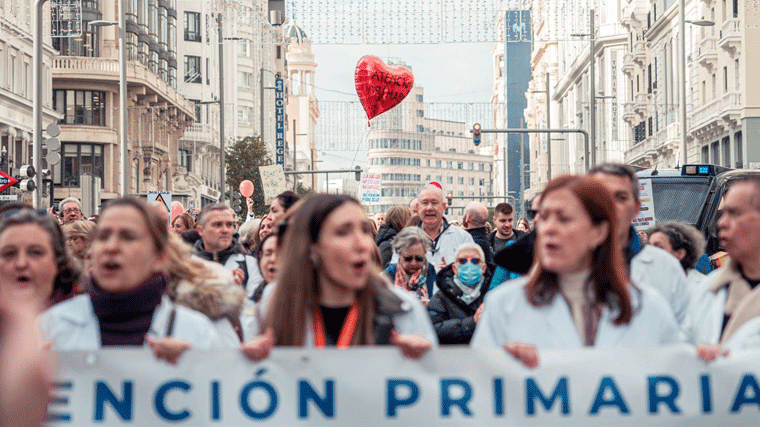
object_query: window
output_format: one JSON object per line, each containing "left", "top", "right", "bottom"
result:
{"left": 53, "top": 90, "right": 106, "bottom": 126}
{"left": 457, "top": 162, "right": 463, "bottom": 169}
{"left": 735, "top": 59, "right": 740, "bottom": 90}
{"left": 702, "top": 145, "right": 709, "bottom": 163}
{"left": 735, "top": 131, "right": 743, "bottom": 167}
{"left": 724, "top": 66, "right": 728, "bottom": 91}
{"left": 711, "top": 141, "right": 720, "bottom": 164}
{"left": 426, "top": 159, "right": 430, "bottom": 167}
{"left": 458, "top": 177, "right": 464, "bottom": 185}
{"left": 191, "top": 99, "right": 201, "bottom": 122}
{"left": 436, "top": 160, "right": 441, "bottom": 168}
{"left": 184, "top": 55, "right": 201, "bottom": 83}
{"left": 722, "top": 137, "right": 731, "bottom": 167}
{"left": 53, "top": 22, "right": 98, "bottom": 57}
{"left": 469, "top": 177, "right": 475, "bottom": 185}
{"left": 447, "top": 176, "right": 453, "bottom": 184}
{"left": 416, "top": 110, "right": 424, "bottom": 117}
{"left": 416, "top": 94, "right": 423, "bottom": 102}
{"left": 55, "top": 143, "right": 104, "bottom": 188}
{"left": 178, "top": 148, "right": 192, "bottom": 172}
{"left": 417, "top": 125, "right": 424, "bottom": 133}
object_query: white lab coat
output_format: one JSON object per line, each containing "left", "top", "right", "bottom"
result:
{"left": 253, "top": 287, "right": 439, "bottom": 346}
{"left": 471, "top": 277, "right": 681, "bottom": 349}
{"left": 39, "top": 295, "right": 224, "bottom": 350}
{"left": 630, "top": 244, "right": 690, "bottom": 326}
{"left": 722, "top": 316, "right": 760, "bottom": 351}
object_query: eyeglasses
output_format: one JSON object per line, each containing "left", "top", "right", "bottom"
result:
{"left": 63, "top": 208, "right": 81, "bottom": 215}
{"left": 402, "top": 255, "right": 425, "bottom": 262}
{"left": 457, "top": 257, "right": 482, "bottom": 265}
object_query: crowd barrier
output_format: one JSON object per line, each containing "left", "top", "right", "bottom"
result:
{"left": 47, "top": 345, "right": 760, "bottom": 426}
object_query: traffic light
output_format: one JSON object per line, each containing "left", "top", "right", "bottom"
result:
{"left": 16, "top": 165, "right": 36, "bottom": 192}
{"left": 231, "top": 193, "right": 246, "bottom": 215}
{"left": 447, "top": 193, "right": 453, "bottom": 205}
{"left": 446, "top": 193, "right": 452, "bottom": 215}
{"left": 354, "top": 165, "right": 362, "bottom": 181}
{"left": 472, "top": 123, "right": 482, "bottom": 146}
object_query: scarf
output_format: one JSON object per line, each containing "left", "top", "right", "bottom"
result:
{"left": 394, "top": 264, "right": 429, "bottom": 299}
{"left": 452, "top": 275, "right": 483, "bottom": 305}
{"left": 90, "top": 273, "right": 167, "bottom": 346}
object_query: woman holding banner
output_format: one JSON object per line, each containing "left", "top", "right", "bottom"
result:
{"left": 471, "top": 175, "right": 680, "bottom": 367}
{"left": 241, "top": 194, "right": 437, "bottom": 361}
{"left": 39, "top": 198, "right": 224, "bottom": 363}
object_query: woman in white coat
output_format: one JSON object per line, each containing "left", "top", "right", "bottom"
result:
{"left": 39, "top": 198, "right": 222, "bottom": 363}
{"left": 241, "top": 194, "right": 437, "bottom": 361}
{"left": 471, "top": 175, "right": 680, "bottom": 367}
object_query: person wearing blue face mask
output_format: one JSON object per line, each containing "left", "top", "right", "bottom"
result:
{"left": 427, "top": 243, "right": 494, "bottom": 344}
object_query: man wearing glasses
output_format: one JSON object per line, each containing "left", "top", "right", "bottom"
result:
{"left": 58, "top": 198, "right": 83, "bottom": 225}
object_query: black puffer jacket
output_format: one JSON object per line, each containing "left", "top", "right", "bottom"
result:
{"left": 375, "top": 224, "right": 398, "bottom": 269}
{"left": 427, "top": 263, "right": 494, "bottom": 345}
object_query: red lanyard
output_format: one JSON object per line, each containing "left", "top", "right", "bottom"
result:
{"left": 312, "top": 302, "right": 359, "bottom": 348}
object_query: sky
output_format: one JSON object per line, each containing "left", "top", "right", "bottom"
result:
{"left": 307, "top": 42, "right": 498, "bottom": 172}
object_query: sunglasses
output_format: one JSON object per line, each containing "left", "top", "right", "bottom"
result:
{"left": 526, "top": 209, "right": 538, "bottom": 221}
{"left": 457, "top": 257, "right": 482, "bottom": 265}
{"left": 403, "top": 255, "right": 425, "bottom": 263}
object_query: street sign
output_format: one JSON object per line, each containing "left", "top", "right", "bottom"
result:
{"left": 0, "top": 170, "right": 19, "bottom": 193}
{"left": 0, "top": 195, "right": 18, "bottom": 201}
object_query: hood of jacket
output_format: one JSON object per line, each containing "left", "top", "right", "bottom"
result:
{"left": 169, "top": 258, "right": 245, "bottom": 321}
{"left": 193, "top": 237, "right": 243, "bottom": 265}
{"left": 435, "top": 263, "right": 494, "bottom": 307}
{"left": 375, "top": 224, "right": 398, "bottom": 245}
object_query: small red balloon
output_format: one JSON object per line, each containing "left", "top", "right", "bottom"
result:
{"left": 239, "top": 180, "right": 254, "bottom": 198}
{"left": 355, "top": 55, "right": 414, "bottom": 122}
{"left": 170, "top": 201, "right": 184, "bottom": 222}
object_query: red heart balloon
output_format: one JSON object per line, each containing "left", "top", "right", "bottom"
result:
{"left": 355, "top": 55, "right": 414, "bottom": 122}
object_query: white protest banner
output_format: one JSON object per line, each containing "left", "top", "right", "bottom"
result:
{"left": 258, "top": 165, "right": 287, "bottom": 205}
{"left": 358, "top": 173, "right": 381, "bottom": 204}
{"left": 47, "top": 346, "right": 760, "bottom": 426}
{"left": 633, "top": 178, "right": 656, "bottom": 229}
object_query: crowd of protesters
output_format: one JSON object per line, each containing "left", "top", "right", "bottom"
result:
{"left": 3, "top": 163, "right": 760, "bottom": 425}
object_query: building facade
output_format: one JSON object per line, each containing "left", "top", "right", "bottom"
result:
{"left": 523, "top": 1, "right": 629, "bottom": 199}
{"left": 283, "top": 20, "right": 319, "bottom": 190}
{"left": 0, "top": 1, "right": 60, "bottom": 199}
{"left": 622, "top": 0, "right": 758, "bottom": 170}
{"left": 51, "top": 0, "right": 195, "bottom": 204}
{"left": 366, "top": 82, "right": 494, "bottom": 219}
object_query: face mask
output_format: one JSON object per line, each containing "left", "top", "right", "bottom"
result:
{"left": 457, "top": 262, "right": 483, "bottom": 287}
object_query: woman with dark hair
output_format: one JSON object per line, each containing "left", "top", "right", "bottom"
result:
{"left": 39, "top": 198, "right": 223, "bottom": 361}
{"left": 376, "top": 206, "right": 412, "bottom": 268}
{"left": 0, "top": 209, "right": 80, "bottom": 306}
{"left": 471, "top": 175, "right": 680, "bottom": 367}
{"left": 648, "top": 221, "right": 706, "bottom": 287}
{"left": 267, "top": 191, "right": 300, "bottom": 225}
{"left": 241, "top": 194, "right": 436, "bottom": 361}
{"left": 249, "top": 232, "right": 278, "bottom": 303}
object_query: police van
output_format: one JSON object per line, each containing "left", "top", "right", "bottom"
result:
{"left": 636, "top": 164, "right": 760, "bottom": 256}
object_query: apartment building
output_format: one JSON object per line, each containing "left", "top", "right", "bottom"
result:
{"left": 51, "top": 0, "right": 195, "bottom": 203}
{"left": 367, "top": 84, "right": 494, "bottom": 219}
{"left": 0, "top": 1, "right": 60, "bottom": 187}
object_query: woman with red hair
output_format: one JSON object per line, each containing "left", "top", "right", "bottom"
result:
{"left": 471, "top": 175, "right": 680, "bottom": 367}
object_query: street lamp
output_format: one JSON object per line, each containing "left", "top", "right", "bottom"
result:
{"left": 89, "top": 10, "right": 127, "bottom": 197}
{"left": 679, "top": 2, "right": 716, "bottom": 166}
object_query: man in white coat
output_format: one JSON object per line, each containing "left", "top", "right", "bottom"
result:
{"left": 590, "top": 164, "right": 690, "bottom": 327}
{"left": 688, "top": 176, "right": 760, "bottom": 357}
{"left": 392, "top": 185, "right": 473, "bottom": 294}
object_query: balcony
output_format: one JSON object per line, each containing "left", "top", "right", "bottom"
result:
{"left": 622, "top": 101, "right": 638, "bottom": 123}
{"left": 633, "top": 93, "right": 649, "bottom": 116}
{"left": 690, "top": 98, "right": 723, "bottom": 136}
{"left": 632, "top": 40, "right": 647, "bottom": 64}
{"left": 625, "top": 137, "right": 658, "bottom": 166}
{"left": 52, "top": 57, "right": 194, "bottom": 118}
{"left": 697, "top": 37, "right": 718, "bottom": 69}
{"left": 721, "top": 91, "right": 742, "bottom": 125}
{"left": 181, "top": 123, "right": 219, "bottom": 145}
{"left": 622, "top": 53, "right": 635, "bottom": 76}
{"left": 719, "top": 18, "right": 741, "bottom": 53}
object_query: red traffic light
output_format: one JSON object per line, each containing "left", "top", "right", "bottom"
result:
{"left": 472, "top": 123, "right": 482, "bottom": 146}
